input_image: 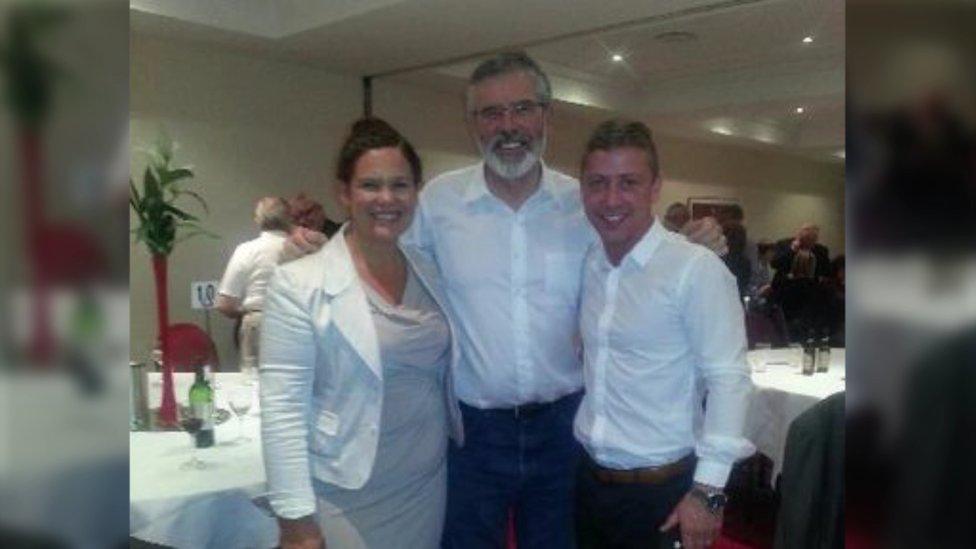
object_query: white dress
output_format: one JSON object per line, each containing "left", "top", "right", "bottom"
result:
{"left": 313, "top": 266, "right": 450, "bottom": 548}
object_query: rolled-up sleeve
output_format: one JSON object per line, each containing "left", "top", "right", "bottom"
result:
{"left": 260, "top": 266, "right": 318, "bottom": 519}
{"left": 681, "top": 251, "right": 755, "bottom": 487}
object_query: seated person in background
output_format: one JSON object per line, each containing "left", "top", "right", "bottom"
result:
{"left": 215, "top": 196, "right": 292, "bottom": 373}
{"left": 722, "top": 222, "right": 751, "bottom": 298}
{"left": 574, "top": 119, "right": 753, "bottom": 549}
{"left": 663, "top": 201, "right": 691, "bottom": 232}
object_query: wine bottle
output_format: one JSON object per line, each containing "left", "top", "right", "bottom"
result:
{"left": 189, "top": 364, "right": 215, "bottom": 447}
{"left": 802, "top": 329, "right": 816, "bottom": 375}
{"left": 816, "top": 329, "right": 831, "bottom": 373}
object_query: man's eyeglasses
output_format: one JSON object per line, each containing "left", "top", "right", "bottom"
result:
{"left": 471, "top": 100, "right": 547, "bottom": 123}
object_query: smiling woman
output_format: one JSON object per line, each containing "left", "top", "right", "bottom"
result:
{"left": 260, "top": 117, "right": 464, "bottom": 549}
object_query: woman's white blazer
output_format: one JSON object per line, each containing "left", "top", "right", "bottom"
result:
{"left": 259, "top": 231, "right": 464, "bottom": 519}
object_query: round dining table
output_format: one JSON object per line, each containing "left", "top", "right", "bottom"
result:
{"left": 130, "top": 372, "right": 277, "bottom": 549}
{"left": 744, "top": 347, "right": 846, "bottom": 477}
{"left": 131, "top": 351, "right": 845, "bottom": 548}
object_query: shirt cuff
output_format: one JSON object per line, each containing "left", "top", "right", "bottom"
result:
{"left": 268, "top": 494, "right": 317, "bottom": 520}
{"left": 693, "top": 458, "right": 732, "bottom": 489}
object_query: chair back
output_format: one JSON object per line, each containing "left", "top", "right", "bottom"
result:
{"left": 745, "top": 306, "right": 790, "bottom": 348}
{"left": 158, "top": 322, "right": 220, "bottom": 372}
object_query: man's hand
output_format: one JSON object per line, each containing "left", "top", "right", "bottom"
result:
{"left": 281, "top": 227, "right": 328, "bottom": 263}
{"left": 659, "top": 490, "right": 723, "bottom": 549}
{"left": 279, "top": 516, "right": 326, "bottom": 549}
{"left": 681, "top": 217, "right": 728, "bottom": 256}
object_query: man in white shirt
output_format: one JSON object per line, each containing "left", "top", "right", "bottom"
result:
{"left": 574, "top": 119, "right": 753, "bottom": 549}
{"left": 216, "top": 197, "right": 292, "bottom": 373}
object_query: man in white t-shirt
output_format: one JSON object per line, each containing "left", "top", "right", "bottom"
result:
{"left": 216, "top": 197, "right": 292, "bottom": 373}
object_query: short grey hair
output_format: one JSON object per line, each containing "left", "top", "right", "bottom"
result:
{"left": 254, "top": 197, "right": 292, "bottom": 231}
{"left": 466, "top": 51, "right": 552, "bottom": 111}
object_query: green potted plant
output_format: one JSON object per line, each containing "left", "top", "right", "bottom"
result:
{"left": 0, "top": 2, "right": 68, "bottom": 364}
{"left": 130, "top": 133, "right": 211, "bottom": 427}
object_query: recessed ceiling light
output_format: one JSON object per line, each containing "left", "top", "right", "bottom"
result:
{"left": 611, "top": 54, "right": 624, "bottom": 62}
{"left": 795, "top": 107, "right": 805, "bottom": 114}
{"left": 710, "top": 126, "right": 733, "bottom": 136}
{"left": 802, "top": 36, "right": 814, "bottom": 44}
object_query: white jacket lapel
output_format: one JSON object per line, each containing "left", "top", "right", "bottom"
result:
{"left": 322, "top": 231, "right": 382, "bottom": 380}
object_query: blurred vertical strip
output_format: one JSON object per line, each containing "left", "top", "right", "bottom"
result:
{"left": 848, "top": 0, "right": 976, "bottom": 547}
{"left": 0, "top": 0, "right": 129, "bottom": 547}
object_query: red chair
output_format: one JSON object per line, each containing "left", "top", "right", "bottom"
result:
{"left": 157, "top": 322, "right": 220, "bottom": 372}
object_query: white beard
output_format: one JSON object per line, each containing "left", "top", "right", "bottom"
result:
{"left": 480, "top": 133, "right": 547, "bottom": 181}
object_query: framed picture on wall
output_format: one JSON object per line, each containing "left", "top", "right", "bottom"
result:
{"left": 688, "top": 197, "right": 740, "bottom": 226}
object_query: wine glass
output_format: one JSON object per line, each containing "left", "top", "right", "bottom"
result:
{"left": 228, "top": 385, "right": 253, "bottom": 444}
{"left": 179, "top": 416, "right": 208, "bottom": 470}
{"left": 751, "top": 342, "right": 772, "bottom": 373}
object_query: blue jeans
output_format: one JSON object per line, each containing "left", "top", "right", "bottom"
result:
{"left": 442, "top": 391, "right": 583, "bottom": 549}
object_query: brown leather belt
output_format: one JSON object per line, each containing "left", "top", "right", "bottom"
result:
{"left": 587, "top": 453, "right": 695, "bottom": 485}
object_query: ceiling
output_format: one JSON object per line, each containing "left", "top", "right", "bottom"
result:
{"left": 130, "top": 0, "right": 845, "bottom": 163}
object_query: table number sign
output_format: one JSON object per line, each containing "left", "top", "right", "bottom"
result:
{"left": 190, "top": 281, "right": 219, "bottom": 310}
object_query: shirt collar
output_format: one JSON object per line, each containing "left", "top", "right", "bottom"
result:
{"left": 627, "top": 217, "right": 666, "bottom": 268}
{"left": 462, "top": 160, "right": 556, "bottom": 205}
{"left": 597, "top": 216, "right": 666, "bottom": 270}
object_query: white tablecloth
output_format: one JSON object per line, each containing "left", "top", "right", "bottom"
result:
{"left": 130, "top": 373, "right": 278, "bottom": 548}
{"left": 131, "top": 355, "right": 844, "bottom": 546}
{"left": 745, "top": 348, "right": 846, "bottom": 477}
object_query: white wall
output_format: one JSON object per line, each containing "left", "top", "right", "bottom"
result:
{"left": 130, "top": 36, "right": 844, "bottom": 368}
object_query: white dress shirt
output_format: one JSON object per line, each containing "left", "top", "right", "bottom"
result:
{"left": 403, "top": 162, "right": 595, "bottom": 408}
{"left": 218, "top": 230, "right": 288, "bottom": 311}
{"left": 574, "top": 218, "right": 755, "bottom": 488}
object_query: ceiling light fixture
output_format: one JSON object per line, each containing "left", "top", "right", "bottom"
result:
{"left": 795, "top": 107, "right": 805, "bottom": 114}
{"left": 711, "top": 126, "right": 733, "bottom": 136}
{"left": 802, "top": 36, "right": 814, "bottom": 44}
{"left": 611, "top": 54, "right": 624, "bottom": 62}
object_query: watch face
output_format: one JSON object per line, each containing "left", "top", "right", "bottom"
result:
{"left": 707, "top": 493, "right": 728, "bottom": 510}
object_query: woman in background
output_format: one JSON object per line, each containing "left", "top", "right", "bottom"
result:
{"left": 260, "top": 118, "right": 463, "bottom": 549}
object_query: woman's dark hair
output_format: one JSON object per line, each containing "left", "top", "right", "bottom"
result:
{"left": 336, "top": 117, "right": 422, "bottom": 185}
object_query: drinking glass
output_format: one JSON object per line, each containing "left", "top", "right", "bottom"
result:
{"left": 178, "top": 417, "right": 208, "bottom": 470}
{"left": 788, "top": 343, "right": 804, "bottom": 368}
{"left": 752, "top": 342, "right": 772, "bottom": 372}
{"left": 228, "top": 385, "right": 253, "bottom": 444}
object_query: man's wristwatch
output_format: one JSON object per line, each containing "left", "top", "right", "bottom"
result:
{"left": 690, "top": 484, "right": 728, "bottom": 514}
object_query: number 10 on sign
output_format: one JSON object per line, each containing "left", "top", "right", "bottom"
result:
{"left": 191, "top": 281, "right": 219, "bottom": 310}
